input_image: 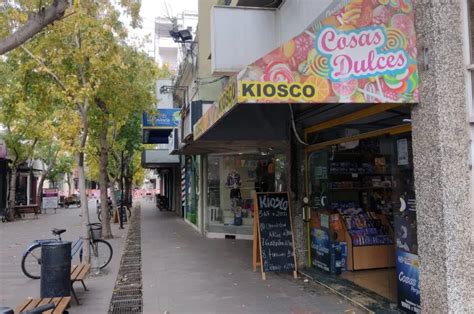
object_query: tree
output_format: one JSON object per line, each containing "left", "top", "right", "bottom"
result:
{"left": 0, "top": 0, "right": 70, "bottom": 55}
{"left": 1, "top": 0, "right": 145, "bottom": 260}
{"left": 0, "top": 0, "right": 142, "bottom": 55}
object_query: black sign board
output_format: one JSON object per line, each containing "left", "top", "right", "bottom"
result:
{"left": 254, "top": 192, "right": 297, "bottom": 279}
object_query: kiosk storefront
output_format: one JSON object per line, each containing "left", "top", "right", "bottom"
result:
{"left": 191, "top": 0, "right": 419, "bottom": 310}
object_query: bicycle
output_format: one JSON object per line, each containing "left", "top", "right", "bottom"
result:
{"left": 21, "top": 223, "right": 113, "bottom": 280}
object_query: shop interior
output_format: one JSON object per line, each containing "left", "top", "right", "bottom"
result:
{"left": 299, "top": 104, "right": 418, "bottom": 302}
{"left": 206, "top": 153, "right": 287, "bottom": 236}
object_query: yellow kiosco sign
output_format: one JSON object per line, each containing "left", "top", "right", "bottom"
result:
{"left": 238, "top": 81, "right": 318, "bottom": 103}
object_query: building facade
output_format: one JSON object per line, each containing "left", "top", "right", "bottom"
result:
{"left": 164, "top": 0, "right": 473, "bottom": 312}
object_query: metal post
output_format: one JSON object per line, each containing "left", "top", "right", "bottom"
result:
{"left": 120, "top": 150, "right": 124, "bottom": 229}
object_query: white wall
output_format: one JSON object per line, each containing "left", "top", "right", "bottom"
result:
{"left": 155, "top": 79, "right": 173, "bottom": 108}
{"left": 276, "top": 0, "right": 333, "bottom": 45}
{"left": 211, "top": 6, "right": 277, "bottom": 74}
{"left": 211, "top": 1, "right": 333, "bottom": 74}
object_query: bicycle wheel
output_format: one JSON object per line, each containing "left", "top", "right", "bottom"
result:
{"left": 90, "top": 239, "right": 113, "bottom": 269}
{"left": 21, "top": 243, "right": 42, "bottom": 279}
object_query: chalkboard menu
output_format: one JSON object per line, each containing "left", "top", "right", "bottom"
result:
{"left": 255, "top": 192, "right": 296, "bottom": 274}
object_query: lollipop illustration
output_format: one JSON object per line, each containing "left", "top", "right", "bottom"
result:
{"left": 307, "top": 49, "right": 330, "bottom": 78}
{"left": 262, "top": 62, "right": 294, "bottom": 83}
{"left": 383, "top": 28, "right": 408, "bottom": 50}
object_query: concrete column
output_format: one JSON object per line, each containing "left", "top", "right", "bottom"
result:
{"left": 412, "top": 1, "right": 474, "bottom": 312}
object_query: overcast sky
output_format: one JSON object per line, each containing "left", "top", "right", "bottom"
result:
{"left": 125, "top": 0, "right": 198, "bottom": 56}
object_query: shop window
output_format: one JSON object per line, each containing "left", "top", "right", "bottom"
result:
{"left": 206, "top": 153, "right": 287, "bottom": 235}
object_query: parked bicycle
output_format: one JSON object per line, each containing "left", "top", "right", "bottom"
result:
{"left": 97, "top": 199, "right": 131, "bottom": 222}
{"left": 21, "top": 223, "right": 113, "bottom": 279}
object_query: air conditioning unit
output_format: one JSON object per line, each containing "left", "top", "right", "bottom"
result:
{"left": 181, "top": 100, "right": 214, "bottom": 142}
{"left": 169, "top": 129, "right": 179, "bottom": 154}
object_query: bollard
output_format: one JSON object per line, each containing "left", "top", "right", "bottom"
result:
{"left": 40, "top": 242, "right": 71, "bottom": 298}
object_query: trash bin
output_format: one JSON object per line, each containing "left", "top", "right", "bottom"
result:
{"left": 0, "top": 307, "right": 13, "bottom": 314}
{"left": 40, "top": 242, "right": 71, "bottom": 298}
{"left": 89, "top": 223, "right": 102, "bottom": 240}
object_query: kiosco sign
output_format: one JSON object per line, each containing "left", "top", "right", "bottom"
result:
{"left": 237, "top": 0, "right": 418, "bottom": 104}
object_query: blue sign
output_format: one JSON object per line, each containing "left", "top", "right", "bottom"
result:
{"left": 396, "top": 250, "right": 421, "bottom": 313}
{"left": 143, "top": 109, "right": 180, "bottom": 128}
{"left": 310, "top": 228, "right": 331, "bottom": 272}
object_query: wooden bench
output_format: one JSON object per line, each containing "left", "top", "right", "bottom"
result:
{"left": 15, "top": 296, "right": 70, "bottom": 314}
{"left": 14, "top": 205, "right": 40, "bottom": 219}
{"left": 70, "top": 263, "right": 90, "bottom": 305}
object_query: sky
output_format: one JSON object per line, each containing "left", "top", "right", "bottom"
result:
{"left": 125, "top": 0, "right": 198, "bottom": 57}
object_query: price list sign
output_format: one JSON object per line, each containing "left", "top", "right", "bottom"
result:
{"left": 253, "top": 192, "right": 297, "bottom": 280}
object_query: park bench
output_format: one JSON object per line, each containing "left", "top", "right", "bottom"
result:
{"left": 15, "top": 296, "right": 71, "bottom": 313}
{"left": 70, "top": 263, "right": 90, "bottom": 305}
{"left": 14, "top": 205, "right": 40, "bottom": 219}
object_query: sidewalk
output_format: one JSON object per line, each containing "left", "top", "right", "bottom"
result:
{"left": 0, "top": 201, "right": 127, "bottom": 313}
{"left": 141, "top": 201, "right": 365, "bottom": 314}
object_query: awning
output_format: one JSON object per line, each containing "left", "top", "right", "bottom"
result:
{"left": 183, "top": 103, "right": 290, "bottom": 154}
{"left": 193, "top": 0, "right": 418, "bottom": 141}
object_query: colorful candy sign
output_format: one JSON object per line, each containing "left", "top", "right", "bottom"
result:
{"left": 237, "top": 0, "right": 418, "bottom": 104}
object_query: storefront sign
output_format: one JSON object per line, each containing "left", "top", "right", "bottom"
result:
{"left": 142, "top": 109, "right": 180, "bottom": 129}
{"left": 42, "top": 189, "right": 59, "bottom": 209}
{"left": 237, "top": 0, "right": 418, "bottom": 104}
{"left": 194, "top": 78, "right": 237, "bottom": 139}
{"left": 396, "top": 249, "right": 421, "bottom": 313}
{"left": 255, "top": 192, "right": 296, "bottom": 274}
{"left": 310, "top": 228, "right": 331, "bottom": 272}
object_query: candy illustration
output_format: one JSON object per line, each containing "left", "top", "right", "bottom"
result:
{"left": 363, "top": 82, "right": 382, "bottom": 103}
{"left": 373, "top": 5, "right": 391, "bottom": 24}
{"left": 288, "top": 33, "right": 314, "bottom": 70}
{"left": 332, "top": 79, "right": 358, "bottom": 99}
{"left": 304, "top": 75, "right": 330, "bottom": 102}
{"left": 384, "top": 27, "right": 408, "bottom": 50}
{"left": 390, "top": 13, "right": 415, "bottom": 36}
{"left": 307, "top": 49, "right": 329, "bottom": 78}
{"left": 262, "top": 62, "right": 294, "bottom": 83}
{"left": 379, "top": 0, "right": 412, "bottom": 13}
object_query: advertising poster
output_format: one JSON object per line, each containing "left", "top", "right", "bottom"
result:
{"left": 310, "top": 228, "right": 331, "bottom": 272}
{"left": 142, "top": 109, "right": 180, "bottom": 128}
{"left": 42, "top": 189, "right": 59, "bottom": 209}
{"left": 396, "top": 249, "right": 421, "bottom": 313}
{"left": 237, "top": 0, "right": 419, "bottom": 104}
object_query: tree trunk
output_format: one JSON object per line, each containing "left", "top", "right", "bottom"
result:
{"left": 66, "top": 173, "right": 72, "bottom": 196}
{"left": 78, "top": 151, "right": 91, "bottom": 262}
{"left": 99, "top": 119, "right": 112, "bottom": 239}
{"left": 8, "top": 166, "right": 17, "bottom": 220}
{"left": 109, "top": 180, "right": 118, "bottom": 208}
{"left": 36, "top": 174, "right": 46, "bottom": 209}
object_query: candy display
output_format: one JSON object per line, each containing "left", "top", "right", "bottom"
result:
{"left": 236, "top": 0, "right": 418, "bottom": 104}
{"left": 332, "top": 202, "right": 393, "bottom": 246}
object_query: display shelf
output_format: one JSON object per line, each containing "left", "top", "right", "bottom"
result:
{"left": 329, "top": 187, "right": 392, "bottom": 191}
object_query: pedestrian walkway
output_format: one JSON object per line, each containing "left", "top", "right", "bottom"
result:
{"left": 0, "top": 201, "right": 127, "bottom": 313}
{"left": 141, "top": 201, "right": 365, "bottom": 314}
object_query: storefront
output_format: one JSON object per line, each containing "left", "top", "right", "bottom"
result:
{"left": 205, "top": 153, "right": 287, "bottom": 239}
{"left": 302, "top": 105, "right": 417, "bottom": 303}
{"left": 187, "top": 0, "right": 421, "bottom": 311}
